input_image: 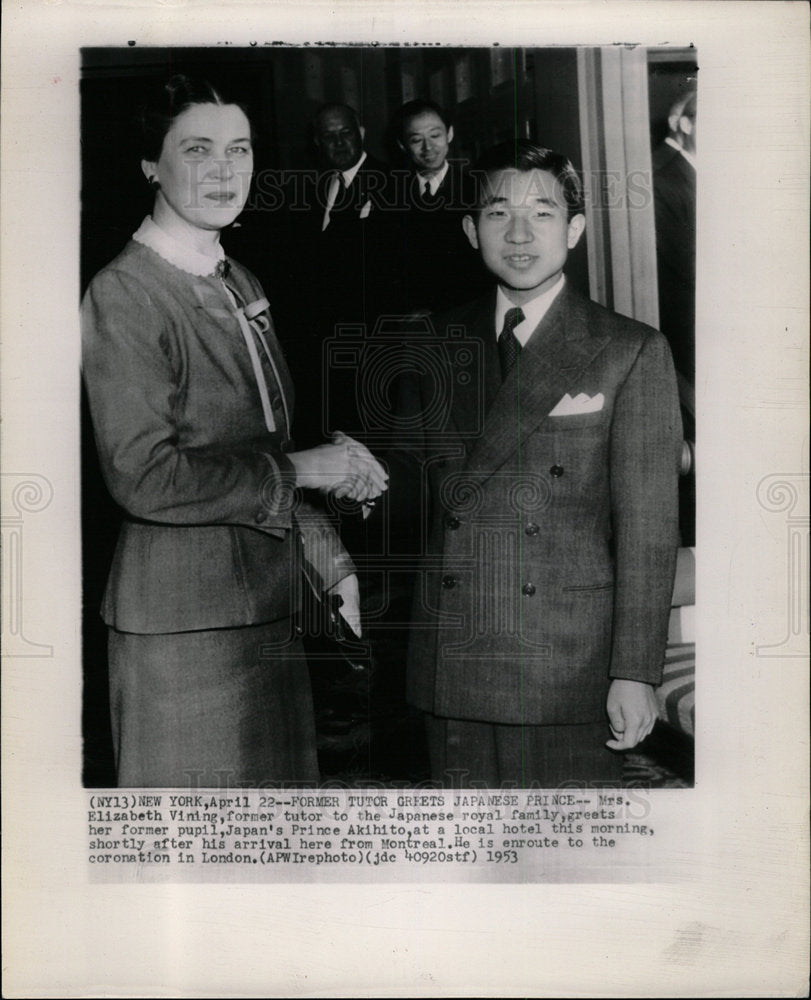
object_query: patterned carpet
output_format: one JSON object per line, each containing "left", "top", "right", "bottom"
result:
{"left": 310, "top": 638, "right": 694, "bottom": 789}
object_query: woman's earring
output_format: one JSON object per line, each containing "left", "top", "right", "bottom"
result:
{"left": 148, "top": 175, "right": 161, "bottom": 191}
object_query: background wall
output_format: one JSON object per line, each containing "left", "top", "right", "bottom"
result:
{"left": 80, "top": 46, "right": 589, "bottom": 292}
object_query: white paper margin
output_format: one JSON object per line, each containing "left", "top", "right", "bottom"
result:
{"left": 2, "top": 1, "right": 809, "bottom": 996}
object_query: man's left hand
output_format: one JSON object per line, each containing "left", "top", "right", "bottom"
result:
{"left": 605, "top": 679, "right": 658, "bottom": 750}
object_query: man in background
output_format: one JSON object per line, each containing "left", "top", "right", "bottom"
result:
{"left": 286, "top": 103, "right": 395, "bottom": 447}
{"left": 281, "top": 105, "right": 399, "bottom": 745}
{"left": 313, "top": 103, "right": 389, "bottom": 237}
{"left": 653, "top": 90, "right": 696, "bottom": 545}
{"left": 392, "top": 99, "right": 485, "bottom": 316}
{"left": 653, "top": 90, "right": 696, "bottom": 385}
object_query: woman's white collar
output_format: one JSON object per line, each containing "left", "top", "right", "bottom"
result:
{"left": 133, "top": 217, "right": 226, "bottom": 277}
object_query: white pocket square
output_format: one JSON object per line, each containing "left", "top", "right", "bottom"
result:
{"left": 359, "top": 200, "right": 372, "bottom": 219}
{"left": 549, "top": 392, "right": 605, "bottom": 416}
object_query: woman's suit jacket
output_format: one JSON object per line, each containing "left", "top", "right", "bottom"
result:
{"left": 82, "top": 231, "right": 351, "bottom": 635}
{"left": 394, "top": 284, "right": 683, "bottom": 726}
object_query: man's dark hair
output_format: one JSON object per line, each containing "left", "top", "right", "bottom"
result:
{"left": 394, "top": 98, "right": 452, "bottom": 139}
{"left": 472, "top": 139, "right": 585, "bottom": 219}
{"left": 137, "top": 74, "right": 254, "bottom": 162}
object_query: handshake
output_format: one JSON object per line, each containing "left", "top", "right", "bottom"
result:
{"left": 288, "top": 431, "right": 388, "bottom": 505}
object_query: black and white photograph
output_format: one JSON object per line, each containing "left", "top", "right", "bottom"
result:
{"left": 80, "top": 44, "right": 697, "bottom": 794}
{"left": 2, "top": 1, "right": 808, "bottom": 996}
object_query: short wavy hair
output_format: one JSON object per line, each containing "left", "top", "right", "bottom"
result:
{"left": 472, "top": 139, "right": 585, "bottom": 219}
{"left": 137, "top": 74, "right": 254, "bottom": 162}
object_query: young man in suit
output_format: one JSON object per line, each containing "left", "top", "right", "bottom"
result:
{"left": 394, "top": 140, "right": 682, "bottom": 787}
{"left": 392, "top": 99, "right": 484, "bottom": 315}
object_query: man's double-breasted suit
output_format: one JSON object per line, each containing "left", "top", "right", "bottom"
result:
{"left": 394, "top": 283, "right": 682, "bottom": 728}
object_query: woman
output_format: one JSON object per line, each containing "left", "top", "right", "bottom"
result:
{"left": 82, "top": 75, "right": 387, "bottom": 788}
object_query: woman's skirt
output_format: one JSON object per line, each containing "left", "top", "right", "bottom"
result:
{"left": 108, "top": 618, "right": 319, "bottom": 788}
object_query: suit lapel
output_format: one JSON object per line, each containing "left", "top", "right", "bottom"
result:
{"left": 433, "top": 161, "right": 462, "bottom": 207}
{"left": 463, "top": 288, "right": 610, "bottom": 477}
{"left": 434, "top": 165, "right": 452, "bottom": 203}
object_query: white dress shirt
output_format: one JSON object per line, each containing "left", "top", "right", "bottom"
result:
{"left": 494, "top": 275, "right": 566, "bottom": 347}
{"left": 322, "top": 151, "right": 369, "bottom": 230}
{"left": 417, "top": 159, "right": 449, "bottom": 197}
{"left": 664, "top": 136, "right": 696, "bottom": 171}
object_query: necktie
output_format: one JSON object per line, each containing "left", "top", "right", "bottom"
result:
{"left": 498, "top": 306, "right": 525, "bottom": 380}
{"left": 420, "top": 179, "right": 437, "bottom": 204}
{"left": 322, "top": 170, "right": 345, "bottom": 231}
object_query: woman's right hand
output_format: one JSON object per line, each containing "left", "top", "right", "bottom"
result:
{"left": 288, "top": 432, "right": 388, "bottom": 502}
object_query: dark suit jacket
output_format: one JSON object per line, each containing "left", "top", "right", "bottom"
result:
{"left": 279, "top": 154, "right": 400, "bottom": 446}
{"left": 393, "top": 160, "right": 487, "bottom": 315}
{"left": 320, "top": 154, "right": 391, "bottom": 224}
{"left": 82, "top": 238, "right": 351, "bottom": 634}
{"left": 393, "top": 285, "right": 682, "bottom": 725}
{"left": 653, "top": 143, "right": 696, "bottom": 382}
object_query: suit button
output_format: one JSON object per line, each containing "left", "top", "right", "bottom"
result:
{"left": 550, "top": 465, "right": 564, "bottom": 478}
{"left": 525, "top": 522, "right": 540, "bottom": 536}
{"left": 255, "top": 510, "right": 267, "bottom": 524}
{"left": 271, "top": 394, "right": 282, "bottom": 409}
{"left": 442, "top": 575, "right": 457, "bottom": 589}
{"left": 294, "top": 624, "right": 304, "bottom": 636}
{"left": 445, "top": 515, "right": 461, "bottom": 530}
{"left": 522, "top": 582, "right": 536, "bottom": 597}
{"left": 280, "top": 438, "right": 293, "bottom": 452}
